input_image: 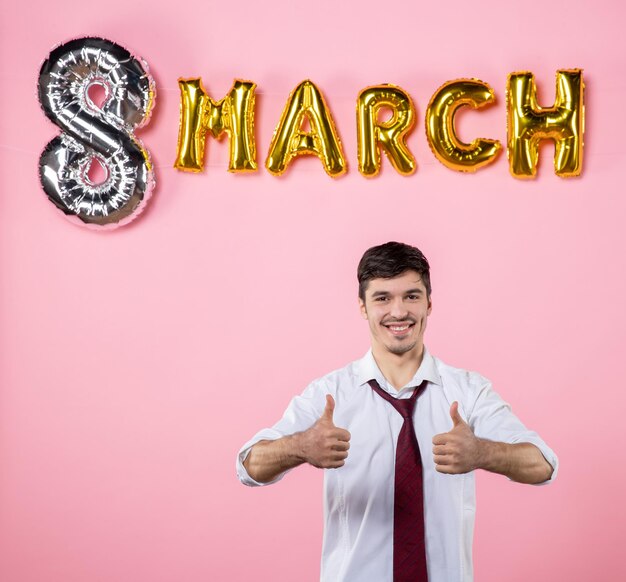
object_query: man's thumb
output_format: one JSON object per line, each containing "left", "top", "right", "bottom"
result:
{"left": 450, "top": 401, "right": 464, "bottom": 427}
{"left": 322, "top": 394, "right": 335, "bottom": 423}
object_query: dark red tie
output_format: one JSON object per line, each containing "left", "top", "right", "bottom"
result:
{"left": 369, "top": 379, "right": 428, "bottom": 582}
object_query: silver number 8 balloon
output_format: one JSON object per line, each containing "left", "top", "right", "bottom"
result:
{"left": 38, "top": 37, "right": 156, "bottom": 229}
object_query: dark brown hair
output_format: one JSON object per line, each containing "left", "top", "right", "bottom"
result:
{"left": 357, "top": 241, "right": 431, "bottom": 300}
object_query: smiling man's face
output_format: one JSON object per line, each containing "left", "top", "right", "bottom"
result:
{"left": 359, "top": 270, "right": 432, "bottom": 357}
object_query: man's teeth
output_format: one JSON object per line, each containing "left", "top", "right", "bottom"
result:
{"left": 388, "top": 324, "right": 410, "bottom": 331}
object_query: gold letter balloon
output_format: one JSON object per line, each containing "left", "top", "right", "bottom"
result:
{"left": 425, "top": 79, "right": 501, "bottom": 172}
{"left": 175, "top": 78, "right": 257, "bottom": 172}
{"left": 266, "top": 80, "right": 347, "bottom": 177}
{"left": 357, "top": 85, "right": 417, "bottom": 177}
{"left": 507, "top": 69, "right": 584, "bottom": 178}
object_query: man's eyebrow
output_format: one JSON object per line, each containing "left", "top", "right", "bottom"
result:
{"left": 370, "top": 288, "right": 423, "bottom": 297}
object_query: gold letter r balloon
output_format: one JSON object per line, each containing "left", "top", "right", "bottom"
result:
{"left": 356, "top": 85, "right": 417, "bottom": 177}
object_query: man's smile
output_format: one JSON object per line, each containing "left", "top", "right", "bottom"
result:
{"left": 382, "top": 320, "right": 416, "bottom": 336}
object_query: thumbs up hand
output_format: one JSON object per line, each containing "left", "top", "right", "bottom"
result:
{"left": 300, "top": 395, "right": 351, "bottom": 469}
{"left": 432, "top": 401, "right": 482, "bottom": 474}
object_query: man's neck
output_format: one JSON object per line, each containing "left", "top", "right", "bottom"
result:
{"left": 371, "top": 344, "right": 425, "bottom": 390}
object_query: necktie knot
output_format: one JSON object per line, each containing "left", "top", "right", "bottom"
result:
{"left": 367, "top": 379, "right": 425, "bottom": 421}
{"left": 394, "top": 398, "right": 415, "bottom": 419}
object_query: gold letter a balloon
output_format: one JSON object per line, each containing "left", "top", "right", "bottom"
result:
{"left": 266, "top": 80, "right": 347, "bottom": 177}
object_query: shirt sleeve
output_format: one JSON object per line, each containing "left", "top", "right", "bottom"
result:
{"left": 466, "top": 377, "right": 559, "bottom": 485}
{"left": 236, "top": 381, "right": 328, "bottom": 487}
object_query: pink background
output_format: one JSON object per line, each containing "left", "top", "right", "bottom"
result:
{"left": 1, "top": 1, "right": 623, "bottom": 580}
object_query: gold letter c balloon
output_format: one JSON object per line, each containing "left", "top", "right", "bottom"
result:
{"left": 426, "top": 79, "right": 501, "bottom": 172}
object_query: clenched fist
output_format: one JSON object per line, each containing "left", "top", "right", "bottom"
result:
{"left": 432, "top": 401, "right": 482, "bottom": 474}
{"left": 300, "top": 395, "right": 351, "bottom": 469}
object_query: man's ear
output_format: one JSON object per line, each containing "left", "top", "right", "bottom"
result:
{"left": 359, "top": 297, "right": 368, "bottom": 319}
{"left": 427, "top": 296, "right": 433, "bottom": 316}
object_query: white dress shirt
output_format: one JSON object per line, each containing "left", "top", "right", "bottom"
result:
{"left": 237, "top": 349, "right": 558, "bottom": 582}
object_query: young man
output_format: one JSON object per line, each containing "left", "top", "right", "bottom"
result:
{"left": 237, "top": 241, "right": 557, "bottom": 582}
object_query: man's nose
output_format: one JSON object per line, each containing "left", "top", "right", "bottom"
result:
{"left": 389, "top": 297, "right": 408, "bottom": 318}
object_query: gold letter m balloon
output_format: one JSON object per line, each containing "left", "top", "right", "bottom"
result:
{"left": 507, "top": 70, "right": 584, "bottom": 178}
{"left": 175, "top": 78, "right": 257, "bottom": 172}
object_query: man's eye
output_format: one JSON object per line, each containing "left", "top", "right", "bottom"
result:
{"left": 375, "top": 296, "right": 388, "bottom": 301}
{"left": 407, "top": 295, "right": 418, "bottom": 300}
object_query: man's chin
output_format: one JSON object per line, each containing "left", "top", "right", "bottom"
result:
{"left": 385, "top": 340, "right": 418, "bottom": 355}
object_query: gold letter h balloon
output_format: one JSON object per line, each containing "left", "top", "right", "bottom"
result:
{"left": 507, "top": 70, "right": 584, "bottom": 178}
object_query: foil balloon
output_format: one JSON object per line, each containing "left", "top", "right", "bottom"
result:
{"left": 38, "top": 37, "right": 156, "bottom": 228}
{"left": 425, "top": 79, "right": 501, "bottom": 172}
{"left": 175, "top": 78, "right": 257, "bottom": 172}
{"left": 266, "top": 80, "right": 346, "bottom": 177}
{"left": 357, "top": 85, "right": 416, "bottom": 177}
{"left": 507, "top": 69, "right": 584, "bottom": 178}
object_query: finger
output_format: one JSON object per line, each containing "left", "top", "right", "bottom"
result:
{"left": 332, "top": 450, "right": 349, "bottom": 461}
{"left": 435, "top": 464, "right": 456, "bottom": 474}
{"left": 433, "top": 454, "right": 453, "bottom": 466}
{"left": 332, "top": 441, "right": 350, "bottom": 452}
{"left": 432, "top": 433, "right": 448, "bottom": 445}
{"left": 432, "top": 444, "right": 449, "bottom": 455}
{"left": 334, "top": 428, "right": 351, "bottom": 442}
{"left": 450, "top": 401, "right": 464, "bottom": 427}
{"left": 322, "top": 455, "right": 347, "bottom": 468}
{"left": 322, "top": 394, "right": 335, "bottom": 422}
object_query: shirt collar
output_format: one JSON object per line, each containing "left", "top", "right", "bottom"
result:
{"left": 355, "top": 347, "right": 442, "bottom": 394}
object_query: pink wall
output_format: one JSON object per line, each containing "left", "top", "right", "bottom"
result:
{"left": 0, "top": 1, "right": 623, "bottom": 580}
